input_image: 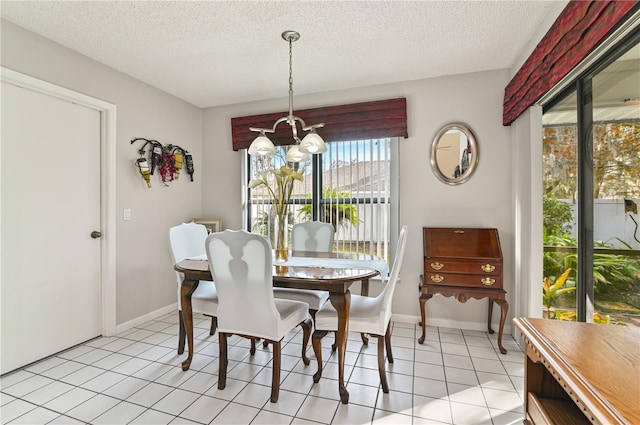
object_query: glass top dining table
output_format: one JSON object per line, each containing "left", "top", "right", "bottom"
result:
{"left": 174, "top": 250, "right": 385, "bottom": 404}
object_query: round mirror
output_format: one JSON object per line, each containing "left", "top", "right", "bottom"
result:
{"left": 430, "top": 123, "right": 478, "bottom": 185}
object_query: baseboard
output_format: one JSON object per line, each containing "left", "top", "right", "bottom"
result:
{"left": 391, "top": 313, "right": 421, "bottom": 324}
{"left": 391, "top": 313, "right": 513, "bottom": 334}
{"left": 115, "top": 303, "right": 177, "bottom": 335}
{"left": 117, "top": 306, "right": 513, "bottom": 337}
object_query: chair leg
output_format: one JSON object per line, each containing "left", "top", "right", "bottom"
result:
{"left": 376, "top": 335, "right": 389, "bottom": 393}
{"left": 218, "top": 332, "right": 228, "bottom": 390}
{"left": 250, "top": 338, "right": 256, "bottom": 355}
{"left": 300, "top": 318, "right": 312, "bottom": 366}
{"left": 385, "top": 324, "right": 394, "bottom": 364}
{"left": 311, "top": 330, "right": 328, "bottom": 383}
{"left": 209, "top": 316, "right": 217, "bottom": 335}
{"left": 178, "top": 311, "right": 186, "bottom": 355}
{"left": 331, "top": 331, "right": 368, "bottom": 350}
{"left": 271, "top": 340, "right": 281, "bottom": 403}
{"left": 298, "top": 310, "right": 317, "bottom": 363}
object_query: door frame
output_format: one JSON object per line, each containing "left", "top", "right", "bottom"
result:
{"left": 1, "top": 67, "right": 117, "bottom": 336}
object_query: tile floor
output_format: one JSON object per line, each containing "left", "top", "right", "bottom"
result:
{"left": 1, "top": 312, "right": 526, "bottom": 424}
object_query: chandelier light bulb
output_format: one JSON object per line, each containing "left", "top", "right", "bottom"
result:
{"left": 285, "top": 145, "right": 310, "bottom": 162}
{"left": 248, "top": 134, "right": 276, "bottom": 156}
{"left": 299, "top": 131, "right": 327, "bottom": 154}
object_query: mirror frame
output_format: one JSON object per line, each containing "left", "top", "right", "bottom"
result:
{"left": 430, "top": 122, "right": 479, "bottom": 185}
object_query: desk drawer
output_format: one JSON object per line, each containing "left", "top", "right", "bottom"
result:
{"left": 424, "top": 259, "right": 502, "bottom": 276}
{"left": 424, "top": 272, "right": 503, "bottom": 288}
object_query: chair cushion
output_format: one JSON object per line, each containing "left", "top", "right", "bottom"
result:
{"left": 314, "top": 294, "right": 387, "bottom": 336}
{"left": 273, "top": 288, "right": 329, "bottom": 311}
{"left": 273, "top": 299, "right": 310, "bottom": 341}
{"left": 178, "top": 280, "right": 218, "bottom": 316}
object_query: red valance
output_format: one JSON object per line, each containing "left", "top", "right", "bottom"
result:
{"left": 503, "top": 0, "right": 637, "bottom": 126}
{"left": 231, "top": 98, "right": 408, "bottom": 151}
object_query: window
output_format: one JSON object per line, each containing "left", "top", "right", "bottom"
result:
{"left": 244, "top": 138, "right": 399, "bottom": 262}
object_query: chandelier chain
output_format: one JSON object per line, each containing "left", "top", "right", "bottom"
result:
{"left": 288, "top": 36, "right": 294, "bottom": 117}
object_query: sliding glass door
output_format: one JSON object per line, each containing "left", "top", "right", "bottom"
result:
{"left": 542, "top": 33, "right": 640, "bottom": 326}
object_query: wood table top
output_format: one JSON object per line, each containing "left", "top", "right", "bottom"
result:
{"left": 175, "top": 258, "right": 379, "bottom": 293}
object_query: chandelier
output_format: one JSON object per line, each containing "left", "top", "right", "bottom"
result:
{"left": 247, "top": 31, "right": 326, "bottom": 162}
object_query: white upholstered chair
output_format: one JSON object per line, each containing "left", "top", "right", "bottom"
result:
{"left": 205, "top": 229, "right": 312, "bottom": 403}
{"left": 290, "top": 220, "right": 335, "bottom": 252}
{"left": 168, "top": 222, "right": 218, "bottom": 354}
{"left": 273, "top": 221, "right": 333, "bottom": 314}
{"left": 311, "top": 225, "right": 408, "bottom": 393}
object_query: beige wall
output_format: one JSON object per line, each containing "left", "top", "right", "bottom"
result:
{"left": 2, "top": 14, "right": 552, "bottom": 333}
{"left": 202, "top": 69, "right": 514, "bottom": 330}
{"left": 1, "top": 20, "right": 203, "bottom": 326}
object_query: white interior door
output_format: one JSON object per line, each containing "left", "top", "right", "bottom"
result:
{"left": 1, "top": 81, "right": 102, "bottom": 374}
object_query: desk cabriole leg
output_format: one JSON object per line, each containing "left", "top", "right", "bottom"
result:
{"left": 180, "top": 277, "right": 199, "bottom": 371}
{"left": 330, "top": 291, "right": 351, "bottom": 404}
{"left": 494, "top": 298, "right": 509, "bottom": 354}
{"left": 487, "top": 298, "right": 495, "bottom": 334}
{"left": 418, "top": 277, "right": 432, "bottom": 344}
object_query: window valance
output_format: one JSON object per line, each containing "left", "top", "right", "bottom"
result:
{"left": 231, "top": 97, "right": 408, "bottom": 151}
{"left": 503, "top": 0, "right": 638, "bottom": 126}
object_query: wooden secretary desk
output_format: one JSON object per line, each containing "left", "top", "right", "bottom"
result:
{"left": 418, "top": 227, "right": 509, "bottom": 354}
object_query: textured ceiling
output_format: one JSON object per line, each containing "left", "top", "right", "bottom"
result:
{"left": 1, "top": 1, "right": 566, "bottom": 108}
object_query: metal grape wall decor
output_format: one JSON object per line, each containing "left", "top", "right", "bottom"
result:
{"left": 131, "top": 137, "right": 194, "bottom": 188}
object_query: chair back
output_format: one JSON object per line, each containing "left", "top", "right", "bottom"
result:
{"left": 377, "top": 225, "right": 408, "bottom": 327}
{"left": 291, "top": 221, "right": 334, "bottom": 252}
{"left": 205, "top": 230, "right": 280, "bottom": 338}
{"left": 169, "top": 222, "right": 209, "bottom": 282}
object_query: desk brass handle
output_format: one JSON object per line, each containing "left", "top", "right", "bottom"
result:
{"left": 430, "top": 262, "right": 444, "bottom": 270}
{"left": 481, "top": 277, "right": 495, "bottom": 286}
{"left": 481, "top": 264, "right": 495, "bottom": 273}
{"left": 430, "top": 274, "right": 444, "bottom": 283}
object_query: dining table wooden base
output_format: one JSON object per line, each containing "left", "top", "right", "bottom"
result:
{"left": 330, "top": 291, "right": 351, "bottom": 404}
{"left": 179, "top": 275, "right": 200, "bottom": 371}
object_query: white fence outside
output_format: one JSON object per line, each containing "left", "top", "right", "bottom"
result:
{"left": 561, "top": 198, "right": 640, "bottom": 250}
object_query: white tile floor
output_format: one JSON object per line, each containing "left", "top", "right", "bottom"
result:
{"left": 1, "top": 312, "right": 526, "bottom": 424}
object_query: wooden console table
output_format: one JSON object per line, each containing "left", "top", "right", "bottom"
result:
{"left": 514, "top": 317, "right": 640, "bottom": 424}
{"left": 418, "top": 227, "right": 509, "bottom": 354}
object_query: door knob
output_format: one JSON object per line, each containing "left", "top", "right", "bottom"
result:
{"left": 91, "top": 231, "right": 102, "bottom": 239}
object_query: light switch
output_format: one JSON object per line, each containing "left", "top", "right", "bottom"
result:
{"left": 123, "top": 208, "right": 131, "bottom": 221}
